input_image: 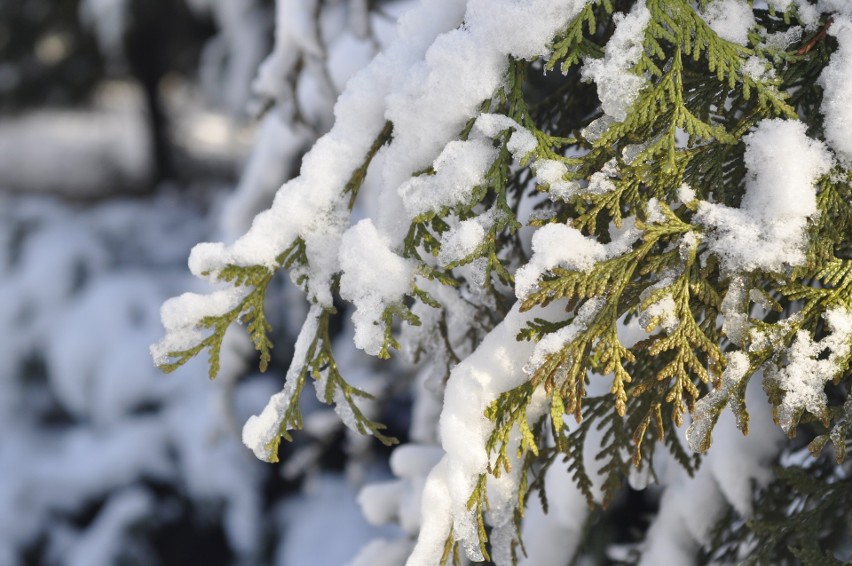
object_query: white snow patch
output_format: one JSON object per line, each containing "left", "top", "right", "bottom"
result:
{"left": 701, "top": 0, "right": 756, "bottom": 45}
{"left": 767, "top": 308, "right": 852, "bottom": 433}
{"left": 339, "top": 219, "right": 415, "bottom": 355}
{"left": 398, "top": 138, "right": 498, "bottom": 219}
{"left": 474, "top": 113, "right": 538, "bottom": 158}
{"left": 695, "top": 119, "right": 832, "bottom": 273}
{"left": 582, "top": 0, "right": 650, "bottom": 121}
{"left": 408, "top": 303, "right": 566, "bottom": 564}
{"left": 818, "top": 15, "right": 852, "bottom": 164}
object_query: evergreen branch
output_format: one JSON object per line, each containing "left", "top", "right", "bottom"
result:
{"left": 343, "top": 121, "right": 394, "bottom": 209}
{"left": 267, "top": 307, "right": 398, "bottom": 461}
{"left": 159, "top": 239, "right": 306, "bottom": 378}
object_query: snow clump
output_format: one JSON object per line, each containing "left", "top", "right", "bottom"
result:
{"left": 701, "top": 0, "right": 755, "bottom": 45}
{"left": 694, "top": 119, "right": 832, "bottom": 273}
{"left": 582, "top": 0, "right": 651, "bottom": 121}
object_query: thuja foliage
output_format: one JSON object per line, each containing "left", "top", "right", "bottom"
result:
{"left": 704, "top": 456, "right": 852, "bottom": 565}
{"left": 157, "top": 0, "right": 852, "bottom": 562}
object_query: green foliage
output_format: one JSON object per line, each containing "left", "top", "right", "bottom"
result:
{"left": 704, "top": 458, "right": 852, "bottom": 565}
{"left": 466, "top": 1, "right": 849, "bottom": 559}
{"left": 160, "top": 0, "right": 852, "bottom": 561}
{"left": 158, "top": 124, "right": 398, "bottom": 459}
{"left": 158, "top": 239, "right": 306, "bottom": 378}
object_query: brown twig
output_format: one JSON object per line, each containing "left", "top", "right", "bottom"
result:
{"left": 797, "top": 17, "right": 834, "bottom": 56}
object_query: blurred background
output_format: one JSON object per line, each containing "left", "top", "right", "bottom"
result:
{"left": 0, "top": 1, "right": 419, "bottom": 564}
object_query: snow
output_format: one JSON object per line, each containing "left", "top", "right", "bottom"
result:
{"left": 644, "top": 377, "right": 782, "bottom": 562}
{"left": 349, "top": 538, "right": 415, "bottom": 566}
{"left": 2, "top": 1, "right": 440, "bottom": 563}
{"left": 121, "top": 0, "right": 852, "bottom": 563}
{"left": 0, "top": 192, "right": 276, "bottom": 561}
{"left": 586, "top": 158, "right": 620, "bottom": 194}
{"left": 741, "top": 56, "right": 775, "bottom": 82}
{"left": 695, "top": 119, "right": 832, "bottom": 273}
{"left": 767, "top": 308, "right": 852, "bottom": 433}
{"left": 517, "top": 464, "right": 589, "bottom": 565}
{"left": 817, "top": 0, "right": 852, "bottom": 19}
{"left": 62, "top": 489, "right": 152, "bottom": 566}
{"left": 525, "top": 298, "right": 605, "bottom": 373}
{"left": 510, "top": 378, "right": 614, "bottom": 564}
{"left": 474, "top": 113, "right": 538, "bottom": 158}
{"left": 339, "top": 220, "right": 416, "bottom": 355}
{"left": 398, "top": 138, "right": 499, "bottom": 219}
{"left": 398, "top": 113, "right": 535, "bottom": 225}
{"left": 438, "top": 216, "right": 489, "bottom": 267}
{"left": 276, "top": 474, "right": 398, "bottom": 566}
{"left": 164, "top": 0, "right": 595, "bottom": 349}
{"left": 582, "top": 0, "right": 650, "bottom": 122}
{"left": 220, "top": 110, "right": 312, "bottom": 242}
{"left": 766, "top": 0, "right": 794, "bottom": 11}
{"left": 793, "top": 1, "right": 820, "bottom": 26}
{"left": 686, "top": 351, "right": 751, "bottom": 453}
{"left": 375, "top": 0, "right": 591, "bottom": 241}
{"left": 0, "top": 103, "right": 150, "bottom": 197}
{"left": 640, "top": 291, "right": 679, "bottom": 334}
{"left": 252, "top": 0, "right": 321, "bottom": 108}
{"left": 150, "top": 288, "right": 246, "bottom": 366}
{"left": 677, "top": 183, "right": 696, "bottom": 204}
{"left": 190, "top": 0, "right": 270, "bottom": 116}
{"left": 51, "top": 275, "right": 173, "bottom": 424}
{"left": 760, "top": 26, "right": 803, "bottom": 50}
{"left": 515, "top": 220, "right": 639, "bottom": 300}
{"left": 701, "top": 0, "right": 756, "bottom": 45}
{"left": 819, "top": 15, "right": 852, "bottom": 164}
{"left": 515, "top": 224, "right": 605, "bottom": 298}
{"left": 177, "top": 0, "right": 466, "bottom": 312}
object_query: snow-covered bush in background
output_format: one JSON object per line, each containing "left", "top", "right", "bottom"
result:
{"left": 0, "top": 194, "right": 270, "bottom": 564}
{"left": 1, "top": 1, "right": 413, "bottom": 564}
{"left": 158, "top": 0, "right": 852, "bottom": 562}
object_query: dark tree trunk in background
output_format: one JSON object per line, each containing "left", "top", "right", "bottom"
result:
{"left": 124, "top": 0, "right": 176, "bottom": 184}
